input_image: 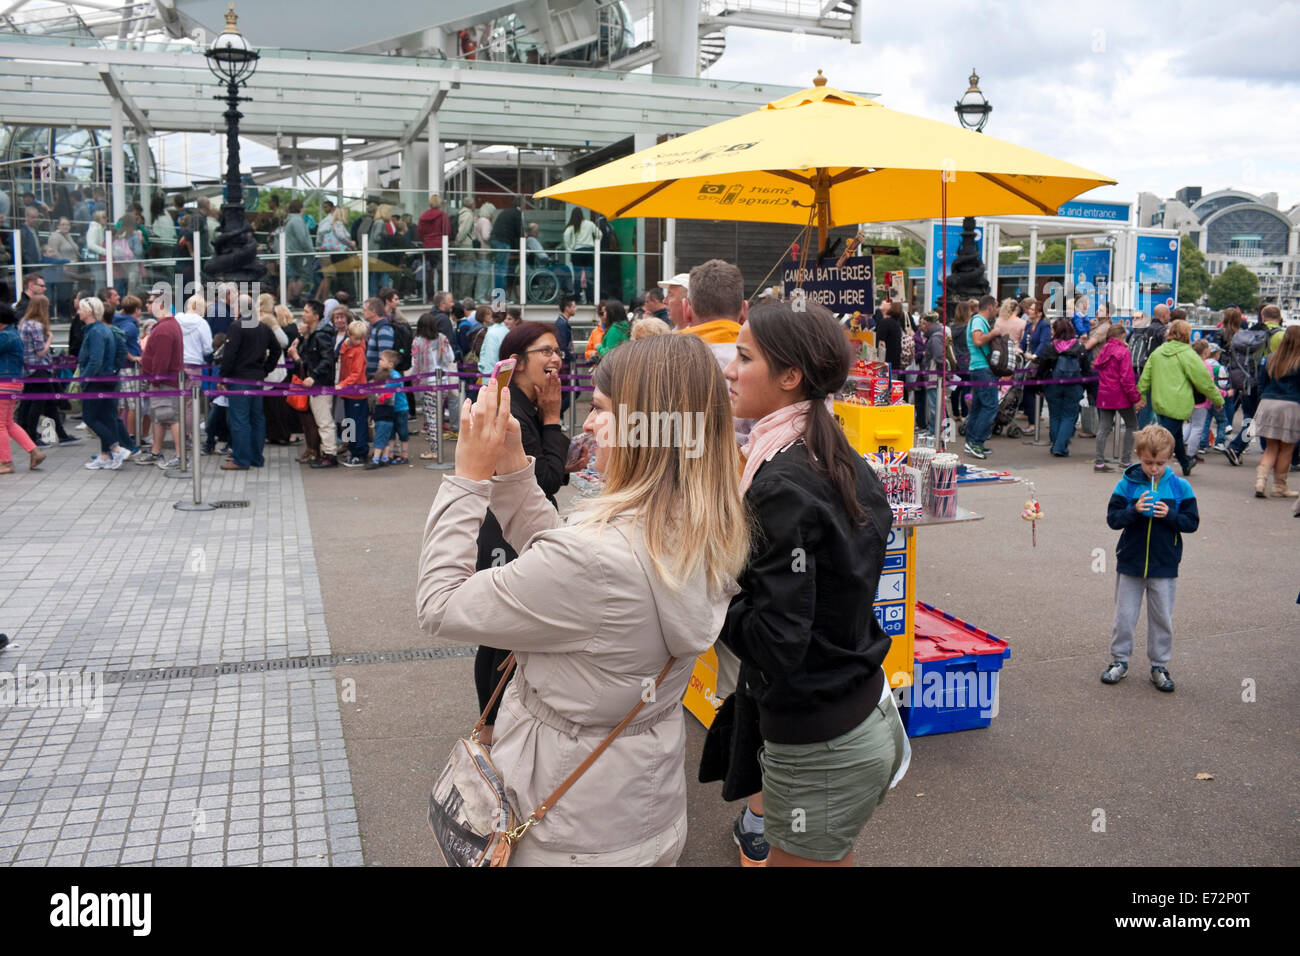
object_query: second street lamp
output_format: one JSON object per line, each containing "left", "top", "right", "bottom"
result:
{"left": 202, "top": 3, "right": 267, "bottom": 285}
{"left": 943, "top": 68, "right": 992, "bottom": 319}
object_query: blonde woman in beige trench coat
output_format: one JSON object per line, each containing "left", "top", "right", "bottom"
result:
{"left": 417, "top": 335, "right": 748, "bottom": 866}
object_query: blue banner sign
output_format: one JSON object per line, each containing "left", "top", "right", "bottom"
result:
{"left": 1070, "top": 248, "right": 1112, "bottom": 317}
{"left": 1134, "top": 235, "right": 1180, "bottom": 315}
{"left": 929, "top": 223, "right": 984, "bottom": 309}
{"left": 1057, "top": 200, "right": 1131, "bottom": 222}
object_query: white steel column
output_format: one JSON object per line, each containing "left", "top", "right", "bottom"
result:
{"left": 110, "top": 96, "right": 126, "bottom": 219}
{"left": 278, "top": 230, "right": 288, "bottom": 304}
{"left": 137, "top": 132, "right": 152, "bottom": 219}
{"left": 428, "top": 112, "right": 442, "bottom": 195}
{"left": 664, "top": 218, "right": 676, "bottom": 278}
{"left": 986, "top": 222, "right": 1000, "bottom": 297}
{"left": 519, "top": 237, "right": 528, "bottom": 308}
{"left": 653, "top": 0, "right": 700, "bottom": 77}
{"left": 1027, "top": 225, "right": 1039, "bottom": 301}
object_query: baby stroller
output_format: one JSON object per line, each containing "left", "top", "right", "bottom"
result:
{"left": 990, "top": 351, "right": 1033, "bottom": 439}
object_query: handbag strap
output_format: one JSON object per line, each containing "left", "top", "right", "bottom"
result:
{"left": 472, "top": 651, "right": 517, "bottom": 739}
{"left": 508, "top": 655, "right": 675, "bottom": 844}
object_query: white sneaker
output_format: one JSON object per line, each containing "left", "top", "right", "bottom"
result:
{"left": 75, "top": 422, "right": 89, "bottom": 431}
{"left": 85, "top": 456, "right": 110, "bottom": 470}
{"left": 157, "top": 456, "right": 181, "bottom": 470}
{"left": 111, "top": 446, "right": 131, "bottom": 464}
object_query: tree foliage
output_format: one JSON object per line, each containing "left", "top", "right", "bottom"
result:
{"left": 1177, "top": 236, "right": 1211, "bottom": 304}
{"left": 1207, "top": 263, "right": 1259, "bottom": 311}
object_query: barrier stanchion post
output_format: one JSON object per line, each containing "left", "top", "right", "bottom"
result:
{"left": 278, "top": 231, "right": 288, "bottom": 306}
{"left": 166, "top": 369, "right": 192, "bottom": 478}
{"left": 361, "top": 234, "right": 370, "bottom": 299}
{"left": 1025, "top": 389, "right": 1049, "bottom": 446}
{"left": 425, "top": 368, "right": 453, "bottom": 471}
{"left": 567, "top": 368, "right": 577, "bottom": 435}
{"left": 175, "top": 373, "right": 214, "bottom": 511}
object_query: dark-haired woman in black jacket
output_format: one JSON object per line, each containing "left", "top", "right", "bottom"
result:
{"left": 708, "top": 300, "right": 906, "bottom": 868}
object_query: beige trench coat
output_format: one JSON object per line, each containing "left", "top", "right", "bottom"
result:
{"left": 417, "top": 461, "right": 729, "bottom": 861}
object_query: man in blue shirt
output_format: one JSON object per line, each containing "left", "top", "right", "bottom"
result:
{"left": 964, "top": 294, "right": 999, "bottom": 459}
{"left": 362, "top": 296, "right": 394, "bottom": 377}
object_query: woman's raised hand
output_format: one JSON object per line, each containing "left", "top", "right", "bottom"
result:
{"left": 454, "top": 382, "right": 514, "bottom": 481}
{"left": 537, "top": 369, "right": 563, "bottom": 424}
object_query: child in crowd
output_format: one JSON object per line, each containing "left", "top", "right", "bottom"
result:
{"left": 1183, "top": 339, "right": 1222, "bottom": 461}
{"left": 1197, "top": 341, "right": 1233, "bottom": 455}
{"left": 337, "top": 320, "right": 369, "bottom": 467}
{"left": 1102, "top": 425, "right": 1199, "bottom": 693}
{"left": 366, "top": 349, "right": 409, "bottom": 468}
{"left": 202, "top": 333, "right": 230, "bottom": 455}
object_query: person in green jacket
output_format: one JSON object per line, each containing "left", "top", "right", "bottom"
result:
{"left": 595, "top": 301, "right": 631, "bottom": 359}
{"left": 1137, "top": 318, "right": 1224, "bottom": 477}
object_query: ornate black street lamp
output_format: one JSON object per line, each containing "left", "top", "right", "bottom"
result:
{"left": 944, "top": 68, "right": 991, "bottom": 316}
{"left": 202, "top": 4, "right": 266, "bottom": 284}
{"left": 954, "top": 69, "right": 992, "bottom": 133}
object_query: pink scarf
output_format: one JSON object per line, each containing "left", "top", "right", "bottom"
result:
{"left": 740, "top": 400, "right": 815, "bottom": 495}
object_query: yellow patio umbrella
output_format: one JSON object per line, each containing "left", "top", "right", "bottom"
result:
{"left": 535, "top": 71, "right": 1115, "bottom": 252}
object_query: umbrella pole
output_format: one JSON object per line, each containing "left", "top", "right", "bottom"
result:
{"left": 815, "top": 168, "right": 831, "bottom": 256}
{"left": 939, "top": 175, "right": 949, "bottom": 452}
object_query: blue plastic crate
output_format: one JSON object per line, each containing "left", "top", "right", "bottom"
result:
{"left": 898, "top": 603, "right": 1010, "bottom": 737}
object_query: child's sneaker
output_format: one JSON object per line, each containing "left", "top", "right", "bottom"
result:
{"left": 732, "top": 812, "right": 769, "bottom": 867}
{"left": 1094, "top": 462, "right": 1113, "bottom": 473}
{"left": 364, "top": 459, "right": 383, "bottom": 471}
{"left": 1150, "top": 665, "right": 1175, "bottom": 693}
{"left": 1100, "top": 661, "right": 1128, "bottom": 684}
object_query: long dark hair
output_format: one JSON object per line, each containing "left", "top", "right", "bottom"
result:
{"left": 746, "top": 302, "right": 865, "bottom": 524}
{"left": 603, "top": 301, "right": 628, "bottom": 330}
{"left": 567, "top": 207, "right": 585, "bottom": 232}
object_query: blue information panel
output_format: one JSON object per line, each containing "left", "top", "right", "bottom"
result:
{"left": 930, "top": 223, "right": 984, "bottom": 309}
{"left": 1071, "top": 248, "right": 1112, "bottom": 318}
{"left": 1134, "top": 235, "right": 1180, "bottom": 315}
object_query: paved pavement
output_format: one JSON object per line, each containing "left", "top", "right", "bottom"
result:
{"left": 0, "top": 437, "right": 361, "bottom": 866}
{"left": 2, "top": 409, "right": 1296, "bottom": 867}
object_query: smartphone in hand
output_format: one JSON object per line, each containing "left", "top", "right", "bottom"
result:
{"left": 491, "top": 358, "right": 517, "bottom": 399}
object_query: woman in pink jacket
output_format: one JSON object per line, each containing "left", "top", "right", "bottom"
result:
{"left": 1093, "top": 324, "right": 1142, "bottom": 472}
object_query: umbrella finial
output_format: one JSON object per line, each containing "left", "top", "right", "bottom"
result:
{"left": 813, "top": 70, "right": 827, "bottom": 87}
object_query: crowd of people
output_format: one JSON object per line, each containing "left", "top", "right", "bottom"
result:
{"left": 881, "top": 293, "right": 1300, "bottom": 497}
{"left": 2, "top": 186, "right": 621, "bottom": 313}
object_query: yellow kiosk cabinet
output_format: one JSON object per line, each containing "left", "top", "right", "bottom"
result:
{"left": 683, "top": 402, "right": 918, "bottom": 727}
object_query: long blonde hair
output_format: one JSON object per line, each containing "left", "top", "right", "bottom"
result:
{"left": 574, "top": 335, "right": 748, "bottom": 595}
{"left": 273, "top": 304, "right": 294, "bottom": 327}
{"left": 20, "top": 294, "right": 51, "bottom": 335}
{"left": 257, "top": 292, "right": 277, "bottom": 327}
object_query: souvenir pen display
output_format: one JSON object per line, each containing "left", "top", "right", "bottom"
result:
{"left": 928, "top": 453, "right": 960, "bottom": 518}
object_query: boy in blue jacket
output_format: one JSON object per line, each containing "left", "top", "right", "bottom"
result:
{"left": 1102, "top": 425, "right": 1199, "bottom": 692}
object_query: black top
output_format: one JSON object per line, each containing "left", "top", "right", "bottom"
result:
{"left": 300, "top": 323, "right": 336, "bottom": 382}
{"left": 219, "top": 319, "right": 281, "bottom": 383}
{"left": 720, "top": 442, "right": 893, "bottom": 745}
{"left": 874, "top": 314, "right": 903, "bottom": 370}
{"left": 474, "top": 379, "right": 571, "bottom": 570}
{"left": 490, "top": 205, "right": 523, "bottom": 245}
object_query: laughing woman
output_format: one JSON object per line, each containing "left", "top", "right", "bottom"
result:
{"left": 417, "top": 335, "right": 748, "bottom": 865}
{"left": 716, "top": 300, "right": 907, "bottom": 867}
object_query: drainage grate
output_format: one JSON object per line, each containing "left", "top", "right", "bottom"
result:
{"left": 101, "top": 645, "right": 478, "bottom": 685}
{"left": 209, "top": 500, "right": 250, "bottom": 509}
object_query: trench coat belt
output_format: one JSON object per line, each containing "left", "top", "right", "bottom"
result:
{"left": 515, "top": 676, "right": 677, "bottom": 738}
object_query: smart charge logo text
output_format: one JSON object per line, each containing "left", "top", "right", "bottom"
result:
{"left": 50, "top": 887, "right": 151, "bottom": 937}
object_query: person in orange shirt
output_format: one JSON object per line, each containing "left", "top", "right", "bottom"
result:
{"left": 585, "top": 300, "right": 606, "bottom": 361}
{"left": 337, "top": 320, "right": 370, "bottom": 466}
{"left": 679, "top": 259, "right": 745, "bottom": 371}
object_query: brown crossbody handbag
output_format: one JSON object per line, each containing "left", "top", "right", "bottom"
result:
{"left": 428, "top": 652, "right": 675, "bottom": 867}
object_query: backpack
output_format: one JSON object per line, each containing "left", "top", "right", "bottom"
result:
{"left": 985, "top": 334, "right": 1013, "bottom": 376}
{"left": 109, "top": 323, "right": 129, "bottom": 374}
{"left": 1054, "top": 346, "right": 1083, "bottom": 381}
{"left": 1227, "top": 328, "right": 1269, "bottom": 395}
{"left": 390, "top": 320, "right": 414, "bottom": 373}
{"left": 1128, "top": 326, "right": 1162, "bottom": 378}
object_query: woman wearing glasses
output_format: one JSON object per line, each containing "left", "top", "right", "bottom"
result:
{"left": 471, "top": 322, "right": 590, "bottom": 744}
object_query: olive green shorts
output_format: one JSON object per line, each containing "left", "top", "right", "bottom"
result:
{"left": 758, "top": 694, "right": 907, "bottom": 862}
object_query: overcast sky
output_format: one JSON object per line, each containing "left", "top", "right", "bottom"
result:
{"left": 705, "top": 0, "right": 1300, "bottom": 212}
{"left": 155, "top": 0, "right": 1300, "bottom": 213}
